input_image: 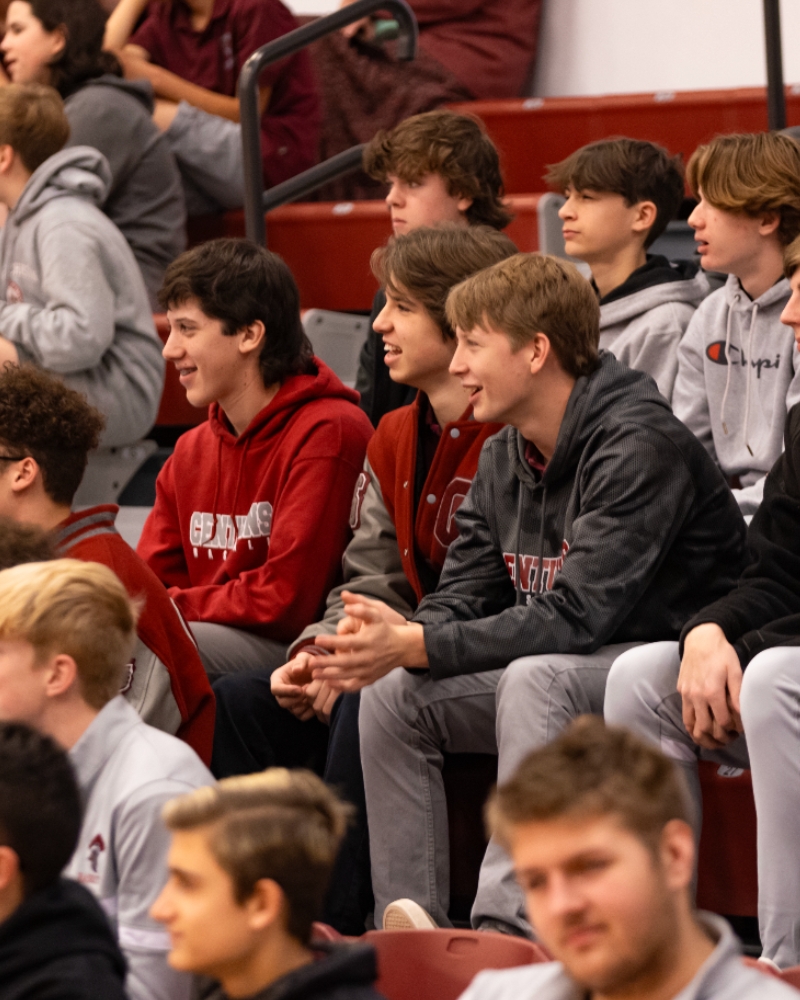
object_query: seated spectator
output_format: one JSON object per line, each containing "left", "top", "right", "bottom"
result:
{"left": 1, "top": 0, "right": 187, "bottom": 309}
{"left": 211, "top": 225, "right": 517, "bottom": 933}
{"left": 0, "top": 559, "right": 213, "bottom": 1000}
{"left": 546, "top": 137, "right": 709, "bottom": 402}
{"left": 460, "top": 718, "right": 796, "bottom": 1000}
{"left": 673, "top": 132, "right": 800, "bottom": 516}
{"left": 0, "top": 721, "right": 128, "bottom": 1000}
{"left": 0, "top": 364, "right": 215, "bottom": 762}
{"left": 311, "top": 0, "right": 542, "bottom": 201}
{"left": 152, "top": 769, "right": 385, "bottom": 1000}
{"left": 138, "top": 239, "right": 373, "bottom": 683}
{"left": 307, "top": 253, "right": 747, "bottom": 934}
{"left": 0, "top": 82, "right": 163, "bottom": 451}
{"left": 604, "top": 232, "right": 800, "bottom": 970}
{"left": 356, "top": 110, "right": 513, "bottom": 426}
{"left": 104, "top": 0, "right": 320, "bottom": 215}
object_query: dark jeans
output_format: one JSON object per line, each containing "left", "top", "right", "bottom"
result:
{"left": 211, "top": 672, "right": 372, "bottom": 934}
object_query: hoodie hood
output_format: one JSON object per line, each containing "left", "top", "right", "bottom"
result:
{"left": 10, "top": 146, "right": 111, "bottom": 225}
{"left": 599, "top": 255, "right": 709, "bottom": 327}
{"left": 66, "top": 73, "right": 155, "bottom": 114}
{"left": 247, "top": 942, "right": 378, "bottom": 1000}
{"left": 0, "top": 878, "right": 126, "bottom": 990}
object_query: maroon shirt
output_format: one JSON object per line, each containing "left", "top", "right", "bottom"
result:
{"left": 132, "top": 0, "right": 320, "bottom": 187}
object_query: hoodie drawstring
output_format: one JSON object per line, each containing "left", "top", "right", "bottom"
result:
{"left": 720, "top": 293, "right": 738, "bottom": 435}
{"left": 536, "top": 488, "right": 547, "bottom": 595}
{"left": 742, "top": 303, "right": 758, "bottom": 457}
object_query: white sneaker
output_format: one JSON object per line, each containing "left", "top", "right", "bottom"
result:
{"left": 382, "top": 898, "right": 438, "bottom": 930}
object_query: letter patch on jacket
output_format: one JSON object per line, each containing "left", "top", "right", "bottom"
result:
{"left": 350, "top": 471, "right": 371, "bottom": 531}
{"left": 504, "top": 540, "right": 570, "bottom": 599}
{"left": 189, "top": 502, "right": 272, "bottom": 558}
{"left": 433, "top": 477, "right": 472, "bottom": 548}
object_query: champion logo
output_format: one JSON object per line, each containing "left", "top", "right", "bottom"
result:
{"left": 706, "top": 341, "right": 781, "bottom": 378}
{"left": 88, "top": 834, "right": 106, "bottom": 874}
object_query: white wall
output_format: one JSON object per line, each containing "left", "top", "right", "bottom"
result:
{"left": 532, "top": 0, "right": 800, "bottom": 97}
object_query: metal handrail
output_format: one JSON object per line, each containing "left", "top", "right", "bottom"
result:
{"left": 240, "top": 0, "right": 418, "bottom": 245}
{"left": 262, "top": 144, "right": 366, "bottom": 213}
{"left": 763, "top": 0, "right": 786, "bottom": 130}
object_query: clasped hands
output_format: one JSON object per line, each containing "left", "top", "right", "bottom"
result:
{"left": 271, "top": 591, "right": 425, "bottom": 722}
{"left": 678, "top": 622, "right": 744, "bottom": 750}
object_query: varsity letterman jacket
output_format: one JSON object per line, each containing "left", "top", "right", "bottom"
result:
{"left": 290, "top": 396, "right": 501, "bottom": 654}
{"left": 138, "top": 359, "right": 373, "bottom": 641}
{"left": 64, "top": 696, "right": 213, "bottom": 1000}
{"left": 56, "top": 505, "right": 215, "bottom": 764}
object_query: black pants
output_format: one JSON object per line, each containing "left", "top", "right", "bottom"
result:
{"left": 211, "top": 672, "right": 372, "bottom": 934}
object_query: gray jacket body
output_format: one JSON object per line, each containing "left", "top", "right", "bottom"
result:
{"left": 673, "top": 274, "right": 800, "bottom": 515}
{"left": 457, "top": 915, "right": 797, "bottom": 1000}
{"left": 65, "top": 696, "right": 213, "bottom": 1000}
{"left": 65, "top": 75, "right": 187, "bottom": 310}
{"left": 0, "top": 146, "right": 164, "bottom": 447}
{"left": 600, "top": 259, "right": 709, "bottom": 402}
{"left": 414, "top": 353, "right": 747, "bottom": 680}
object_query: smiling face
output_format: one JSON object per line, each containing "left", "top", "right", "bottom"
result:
{"left": 509, "top": 813, "right": 683, "bottom": 995}
{"left": 2, "top": 2, "right": 64, "bottom": 85}
{"left": 688, "top": 194, "right": 776, "bottom": 277}
{"left": 385, "top": 172, "right": 472, "bottom": 235}
{"left": 780, "top": 267, "right": 800, "bottom": 353}
{"left": 373, "top": 281, "right": 456, "bottom": 392}
{"left": 558, "top": 187, "right": 653, "bottom": 264}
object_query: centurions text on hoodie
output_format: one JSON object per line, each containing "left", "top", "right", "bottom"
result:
{"left": 138, "top": 360, "right": 374, "bottom": 642}
{"left": 0, "top": 145, "right": 164, "bottom": 448}
{"left": 673, "top": 274, "right": 800, "bottom": 515}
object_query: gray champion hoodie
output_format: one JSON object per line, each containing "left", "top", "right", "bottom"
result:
{"left": 673, "top": 274, "right": 800, "bottom": 516}
{"left": 0, "top": 146, "right": 164, "bottom": 447}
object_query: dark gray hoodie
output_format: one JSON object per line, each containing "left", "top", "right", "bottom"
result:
{"left": 414, "top": 352, "right": 748, "bottom": 680}
{"left": 0, "top": 146, "right": 164, "bottom": 447}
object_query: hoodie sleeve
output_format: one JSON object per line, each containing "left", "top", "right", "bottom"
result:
{"left": 416, "top": 424, "right": 698, "bottom": 679}
{"left": 0, "top": 220, "right": 116, "bottom": 373}
{"left": 672, "top": 306, "right": 718, "bottom": 462}
{"left": 138, "top": 454, "right": 193, "bottom": 590}
{"left": 681, "top": 405, "right": 800, "bottom": 665}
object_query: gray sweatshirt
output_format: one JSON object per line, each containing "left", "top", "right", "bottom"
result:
{"left": 457, "top": 914, "right": 797, "bottom": 1000}
{"left": 673, "top": 274, "right": 800, "bottom": 515}
{"left": 599, "top": 257, "right": 710, "bottom": 402}
{"left": 65, "top": 696, "right": 213, "bottom": 1000}
{"left": 0, "top": 146, "right": 165, "bottom": 448}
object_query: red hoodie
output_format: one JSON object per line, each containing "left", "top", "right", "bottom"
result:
{"left": 138, "top": 359, "right": 374, "bottom": 642}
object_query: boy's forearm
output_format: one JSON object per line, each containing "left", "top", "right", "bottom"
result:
{"left": 396, "top": 622, "right": 429, "bottom": 669}
{"left": 104, "top": 0, "right": 150, "bottom": 50}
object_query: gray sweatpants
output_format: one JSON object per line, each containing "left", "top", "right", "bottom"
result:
{"left": 359, "top": 643, "right": 638, "bottom": 934}
{"left": 604, "top": 641, "right": 800, "bottom": 967}
{"left": 189, "top": 622, "right": 287, "bottom": 685}
{"left": 165, "top": 102, "right": 246, "bottom": 215}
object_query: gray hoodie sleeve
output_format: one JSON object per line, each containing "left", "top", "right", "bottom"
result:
{"left": 608, "top": 301, "right": 696, "bottom": 403}
{"left": 289, "top": 459, "right": 417, "bottom": 657}
{"left": 673, "top": 308, "right": 718, "bottom": 461}
{"left": 415, "top": 424, "right": 698, "bottom": 679}
{"left": 0, "top": 219, "right": 116, "bottom": 373}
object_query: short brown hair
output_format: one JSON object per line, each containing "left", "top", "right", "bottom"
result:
{"left": 785, "top": 233, "right": 800, "bottom": 278}
{"left": 0, "top": 559, "right": 138, "bottom": 710}
{"left": 163, "top": 769, "right": 350, "bottom": 945}
{"left": 0, "top": 518, "right": 55, "bottom": 570}
{"left": 371, "top": 226, "right": 518, "bottom": 340}
{"left": 687, "top": 132, "right": 800, "bottom": 246}
{"left": 0, "top": 366, "right": 105, "bottom": 506}
{"left": 0, "top": 83, "right": 69, "bottom": 174}
{"left": 446, "top": 254, "right": 600, "bottom": 379}
{"left": 487, "top": 717, "right": 691, "bottom": 854}
{"left": 363, "top": 110, "right": 513, "bottom": 230}
{"left": 545, "top": 138, "right": 685, "bottom": 248}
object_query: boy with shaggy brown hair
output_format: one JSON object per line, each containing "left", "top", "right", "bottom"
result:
{"left": 356, "top": 110, "right": 512, "bottom": 425}
{"left": 673, "top": 131, "right": 800, "bottom": 515}
{"left": 546, "top": 137, "right": 708, "bottom": 401}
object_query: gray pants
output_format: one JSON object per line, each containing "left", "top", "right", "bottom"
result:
{"left": 604, "top": 641, "right": 800, "bottom": 966}
{"left": 359, "top": 643, "right": 638, "bottom": 933}
{"left": 165, "top": 102, "right": 246, "bottom": 215}
{"left": 189, "top": 622, "right": 287, "bottom": 685}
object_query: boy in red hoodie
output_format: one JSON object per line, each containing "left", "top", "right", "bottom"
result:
{"left": 138, "top": 238, "right": 374, "bottom": 682}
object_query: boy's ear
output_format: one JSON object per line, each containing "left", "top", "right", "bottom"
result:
{"left": 0, "top": 145, "right": 15, "bottom": 177}
{"left": 456, "top": 193, "right": 474, "bottom": 215}
{"left": 758, "top": 210, "right": 781, "bottom": 239}
{"left": 631, "top": 200, "right": 658, "bottom": 238}
{"left": 528, "top": 331, "right": 552, "bottom": 375}
{"left": 246, "top": 877, "right": 287, "bottom": 933}
{"left": 238, "top": 320, "right": 267, "bottom": 358}
{"left": 42, "top": 653, "right": 80, "bottom": 700}
{"left": 0, "top": 845, "right": 20, "bottom": 894}
{"left": 10, "top": 457, "right": 40, "bottom": 496}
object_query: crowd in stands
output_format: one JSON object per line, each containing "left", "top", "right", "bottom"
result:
{"left": 3, "top": 2, "right": 800, "bottom": 999}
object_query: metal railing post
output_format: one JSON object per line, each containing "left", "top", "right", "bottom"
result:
{"left": 763, "top": 0, "right": 786, "bottom": 131}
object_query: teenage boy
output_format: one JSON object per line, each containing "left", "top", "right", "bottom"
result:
{"left": 0, "top": 364, "right": 215, "bottom": 763}
{"left": 459, "top": 717, "right": 796, "bottom": 1000}
{"left": 673, "top": 131, "right": 800, "bottom": 516}
{"left": 0, "top": 82, "right": 163, "bottom": 450}
{"left": 604, "top": 233, "right": 800, "bottom": 969}
{"left": 0, "top": 558, "right": 213, "bottom": 1000}
{"left": 0, "top": 721, "right": 128, "bottom": 999}
{"left": 210, "top": 225, "right": 516, "bottom": 933}
{"left": 546, "top": 137, "right": 709, "bottom": 402}
{"left": 356, "top": 110, "right": 513, "bottom": 425}
{"left": 104, "top": 0, "right": 319, "bottom": 214}
{"left": 152, "top": 769, "right": 384, "bottom": 1000}
{"left": 307, "top": 253, "right": 747, "bottom": 935}
{"left": 138, "top": 238, "right": 374, "bottom": 683}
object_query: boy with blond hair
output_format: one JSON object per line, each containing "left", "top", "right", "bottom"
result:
{"left": 546, "top": 137, "right": 708, "bottom": 401}
{"left": 307, "top": 253, "right": 746, "bottom": 935}
{"left": 152, "top": 770, "right": 383, "bottom": 1000}
{"left": 673, "top": 131, "right": 800, "bottom": 515}
{"left": 0, "top": 559, "right": 213, "bottom": 1000}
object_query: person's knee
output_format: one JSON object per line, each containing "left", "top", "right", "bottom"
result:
{"left": 604, "top": 641, "right": 680, "bottom": 732}
{"left": 359, "top": 668, "right": 419, "bottom": 746}
{"left": 741, "top": 647, "right": 800, "bottom": 734}
{"left": 497, "top": 654, "right": 555, "bottom": 706}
